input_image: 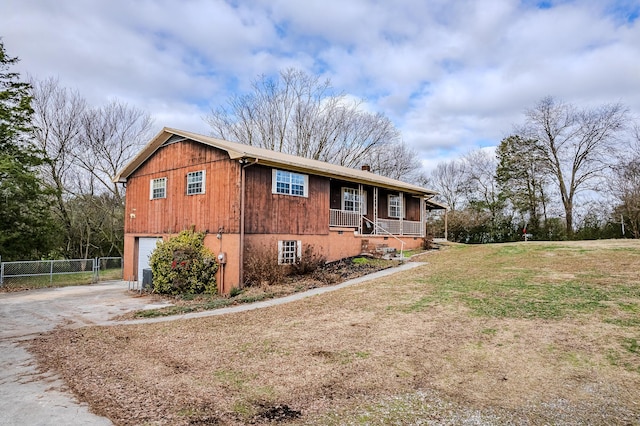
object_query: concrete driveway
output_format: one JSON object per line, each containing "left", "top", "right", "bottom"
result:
{"left": 0, "top": 281, "right": 170, "bottom": 426}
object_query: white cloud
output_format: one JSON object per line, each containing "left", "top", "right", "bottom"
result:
{"left": 1, "top": 0, "right": 639, "bottom": 175}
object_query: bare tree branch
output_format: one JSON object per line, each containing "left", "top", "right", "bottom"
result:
{"left": 205, "top": 68, "right": 417, "bottom": 180}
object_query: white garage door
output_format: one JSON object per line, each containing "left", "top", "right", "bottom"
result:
{"left": 137, "top": 238, "right": 161, "bottom": 283}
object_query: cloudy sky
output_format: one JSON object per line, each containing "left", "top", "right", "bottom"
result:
{"left": 1, "top": 0, "right": 639, "bottom": 171}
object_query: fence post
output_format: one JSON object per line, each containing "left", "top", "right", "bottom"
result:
{"left": 50, "top": 260, "right": 54, "bottom": 283}
{"left": 0, "top": 255, "right": 3, "bottom": 286}
{"left": 93, "top": 258, "right": 98, "bottom": 284}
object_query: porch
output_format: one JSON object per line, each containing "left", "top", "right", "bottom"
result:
{"left": 329, "top": 209, "right": 424, "bottom": 236}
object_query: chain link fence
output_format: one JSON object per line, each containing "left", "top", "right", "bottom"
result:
{"left": 0, "top": 257, "right": 123, "bottom": 290}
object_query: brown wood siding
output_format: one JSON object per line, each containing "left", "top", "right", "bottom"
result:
{"left": 377, "top": 189, "right": 420, "bottom": 221}
{"left": 405, "top": 196, "right": 421, "bottom": 221}
{"left": 329, "top": 181, "right": 374, "bottom": 212}
{"left": 330, "top": 182, "right": 342, "bottom": 210}
{"left": 124, "top": 140, "right": 240, "bottom": 234}
{"left": 244, "top": 165, "right": 329, "bottom": 235}
{"left": 330, "top": 182, "right": 420, "bottom": 221}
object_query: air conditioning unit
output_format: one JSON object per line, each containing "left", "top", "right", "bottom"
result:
{"left": 142, "top": 268, "right": 153, "bottom": 288}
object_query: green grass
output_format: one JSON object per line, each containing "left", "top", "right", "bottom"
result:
{"left": 401, "top": 248, "right": 427, "bottom": 257}
{"left": 460, "top": 278, "right": 611, "bottom": 319}
{"left": 400, "top": 242, "right": 640, "bottom": 321}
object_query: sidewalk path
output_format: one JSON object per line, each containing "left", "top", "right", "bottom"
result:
{"left": 108, "top": 261, "right": 425, "bottom": 326}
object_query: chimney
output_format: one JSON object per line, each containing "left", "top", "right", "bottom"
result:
{"left": 361, "top": 165, "right": 371, "bottom": 172}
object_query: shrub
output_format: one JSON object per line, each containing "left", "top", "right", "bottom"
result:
{"left": 229, "top": 286, "right": 243, "bottom": 298}
{"left": 422, "top": 234, "right": 434, "bottom": 250}
{"left": 243, "top": 242, "right": 326, "bottom": 286}
{"left": 243, "top": 241, "right": 287, "bottom": 287}
{"left": 149, "top": 230, "right": 218, "bottom": 295}
{"left": 290, "top": 244, "right": 326, "bottom": 275}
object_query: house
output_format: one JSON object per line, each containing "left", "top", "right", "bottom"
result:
{"left": 114, "top": 128, "right": 445, "bottom": 293}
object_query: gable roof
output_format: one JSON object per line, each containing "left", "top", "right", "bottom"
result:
{"left": 115, "top": 127, "right": 439, "bottom": 198}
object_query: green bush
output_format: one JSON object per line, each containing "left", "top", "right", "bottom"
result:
{"left": 149, "top": 230, "right": 218, "bottom": 295}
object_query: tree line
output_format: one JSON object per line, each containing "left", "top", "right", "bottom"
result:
{"left": 1, "top": 38, "right": 638, "bottom": 261}
{"left": 1, "top": 40, "right": 152, "bottom": 261}
{"left": 426, "top": 97, "right": 639, "bottom": 242}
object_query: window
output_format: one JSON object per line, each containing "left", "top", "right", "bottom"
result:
{"left": 388, "top": 194, "right": 404, "bottom": 218}
{"left": 150, "top": 177, "right": 167, "bottom": 200}
{"left": 187, "top": 170, "right": 205, "bottom": 195}
{"left": 342, "top": 187, "right": 367, "bottom": 213}
{"left": 278, "top": 240, "right": 302, "bottom": 264}
{"left": 272, "top": 169, "right": 308, "bottom": 197}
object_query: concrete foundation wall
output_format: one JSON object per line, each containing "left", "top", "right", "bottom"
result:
{"left": 124, "top": 231, "right": 424, "bottom": 294}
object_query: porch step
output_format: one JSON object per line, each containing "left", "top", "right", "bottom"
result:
{"left": 360, "top": 240, "right": 399, "bottom": 258}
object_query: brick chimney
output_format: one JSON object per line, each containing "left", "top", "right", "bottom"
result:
{"left": 361, "top": 165, "right": 371, "bottom": 172}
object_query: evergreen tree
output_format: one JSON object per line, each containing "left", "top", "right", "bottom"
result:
{"left": 0, "top": 40, "right": 59, "bottom": 260}
{"left": 496, "top": 135, "right": 550, "bottom": 237}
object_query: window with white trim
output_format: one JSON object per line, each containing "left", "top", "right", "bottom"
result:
{"left": 342, "top": 187, "right": 367, "bottom": 213}
{"left": 388, "top": 194, "right": 405, "bottom": 218}
{"left": 186, "top": 170, "right": 205, "bottom": 195}
{"left": 150, "top": 177, "right": 167, "bottom": 200}
{"left": 278, "top": 240, "right": 302, "bottom": 264}
{"left": 272, "top": 169, "right": 308, "bottom": 197}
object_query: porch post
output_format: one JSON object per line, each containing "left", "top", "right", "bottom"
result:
{"left": 358, "top": 184, "right": 363, "bottom": 235}
{"left": 444, "top": 209, "right": 448, "bottom": 241}
{"left": 420, "top": 197, "right": 425, "bottom": 237}
{"left": 373, "top": 187, "right": 378, "bottom": 235}
{"left": 399, "top": 192, "right": 404, "bottom": 235}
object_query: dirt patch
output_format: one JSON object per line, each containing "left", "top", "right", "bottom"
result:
{"left": 253, "top": 404, "right": 301, "bottom": 423}
{"left": 28, "top": 241, "right": 640, "bottom": 425}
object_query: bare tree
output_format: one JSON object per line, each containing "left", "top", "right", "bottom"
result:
{"left": 463, "top": 149, "right": 508, "bottom": 237}
{"left": 520, "top": 96, "right": 628, "bottom": 236}
{"left": 206, "top": 68, "right": 417, "bottom": 179}
{"left": 77, "top": 100, "right": 153, "bottom": 204}
{"left": 30, "top": 77, "right": 87, "bottom": 255}
{"left": 73, "top": 101, "right": 152, "bottom": 256}
{"left": 362, "top": 139, "right": 422, "bottom": 181}
{"left": 30, "top": 77, "right": 153, "bottom": 257}
{"left": 429, "top": 159, "right": 468, "bottom": 211}
{"left": 610, "top": 125, "right": 640, "bottom": 238}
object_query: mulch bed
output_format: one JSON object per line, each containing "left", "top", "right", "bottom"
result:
{"left": 118, "top": 256, "right": 403, "bottom": 320}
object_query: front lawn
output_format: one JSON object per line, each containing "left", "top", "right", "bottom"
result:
{"left": 29, "top": 240, "right": 640, "bottom": 425}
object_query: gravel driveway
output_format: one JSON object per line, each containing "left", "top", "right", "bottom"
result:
{"left": 0, "top": 282, "right": 169, "bottom": 426}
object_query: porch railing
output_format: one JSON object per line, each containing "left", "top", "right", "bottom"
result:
{"left": 401, "top": 220, "right": 423, "bottom": 236}
{"left": 376, "top": 219, "right": 422, "bottom": 236}
{"left": 376, "top": 219, "right": 401, "bottom": 234}
{"left": 330, "top": 209, "right": 423, "bottom": 236}
{"left": 329, "top": 209, "right": 360, "bottom": 228}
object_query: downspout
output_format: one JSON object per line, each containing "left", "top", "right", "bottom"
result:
{"left": 239, "top": 158, "right": 258, "bottom": 288}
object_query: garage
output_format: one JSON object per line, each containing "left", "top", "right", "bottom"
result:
{"left": 136, "top": 237, "right": 161, "bottom": 283}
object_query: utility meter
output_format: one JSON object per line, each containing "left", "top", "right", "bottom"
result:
{"left": 217, "top": 252, "right": 227, "bottom": 264}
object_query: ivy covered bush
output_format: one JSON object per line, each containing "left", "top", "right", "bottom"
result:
{"left": 149, "top": 230, "right": 218, "bottom": 295}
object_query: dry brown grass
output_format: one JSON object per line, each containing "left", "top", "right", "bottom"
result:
{"left": 29, "top": 240, "right": 640, "bottom": 425}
